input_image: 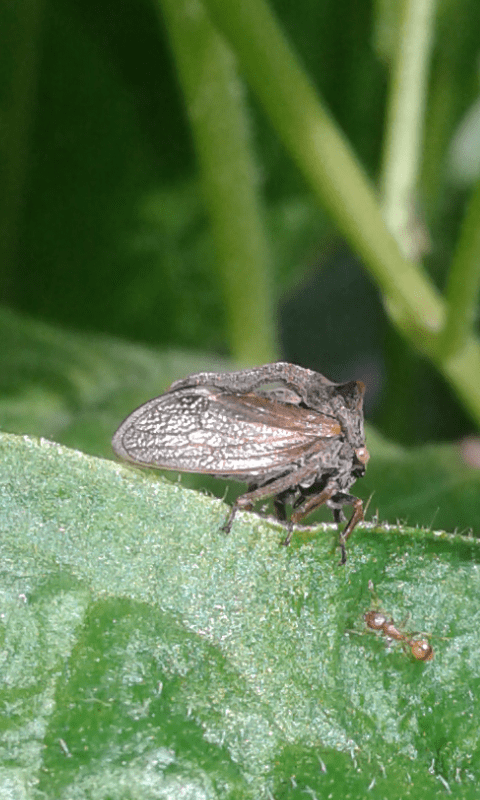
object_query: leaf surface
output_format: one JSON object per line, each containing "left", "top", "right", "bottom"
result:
{"left": 1, "top": 432, "right": 480, "bottom": 798}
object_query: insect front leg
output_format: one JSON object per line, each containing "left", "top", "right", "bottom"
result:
{"left": 333, "top": 493, "right": 364, "bottom": 564}
{"left": 333, "top": 493, "right": 364, "bottom": 540}
{"left": 290, "top": 486, "right": 363, "bottom": 563}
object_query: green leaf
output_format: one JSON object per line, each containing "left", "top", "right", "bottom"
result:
{"left": 1, "top": 431, "right": 480, "bottom": 798}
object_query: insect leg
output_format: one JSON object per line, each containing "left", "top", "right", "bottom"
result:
{"left": 281, "top": 481, "right": 339, "bottom": 548}
{"left": 273, "top": 495, "right": 288, "bottom": 522}
{"left": 289, "top": 481, "right": 339, "bottom": 525}
{"left": 221, "top": 465, "right": 317, "bottom": 535}
{"left": 290, "top": 488, "right": 363, "bottom": 563}
{"left": 336, "top": 495, "right": 364, "bottom": 540}
{"left": 282, "top": 481, "right": 337, "bottom": 545}
{"left": 336, "top": 495, "right": 364, "bottom": 564}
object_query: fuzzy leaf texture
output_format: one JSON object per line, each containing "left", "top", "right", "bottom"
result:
{"left": 1, "top": 431, "right": 480, "bottom": 799}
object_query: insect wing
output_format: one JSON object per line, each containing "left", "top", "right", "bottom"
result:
{"left": 218, "top": 391, "right": 341, "bottom": 430}
{"left": 112, "top": 388, "right": 342, "bottom": 475}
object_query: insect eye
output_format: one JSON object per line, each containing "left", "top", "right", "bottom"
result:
{"left": 355, "top": 446, "right": 370, "bottom": 465}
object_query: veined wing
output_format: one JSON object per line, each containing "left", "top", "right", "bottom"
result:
{"left": 112, "top": 388, "right": 342, "bottom": 475}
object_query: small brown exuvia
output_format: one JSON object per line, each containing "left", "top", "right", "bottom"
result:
{"left": 112, "top": 362, "right": 369, "bottom": 562}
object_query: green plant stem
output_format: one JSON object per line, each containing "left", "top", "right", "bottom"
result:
{"left": 440, "top": 178, "right": 480, "bottom": 358}
{"left": 377, "top": 0, "right": 435, "bottom": 437}
{"left": 157, "top": 0, "right": 277, "bottom": 365}
{"left": 437, "top": 337, "right": 480, "bottom": 424}
{"left": 200, "top": 0, "right": 480, "bottom": 429}
{"left": 420, "top": 45, "right": 459, "bottom": 223}
{"left": 380, "top": 0, "right": 436, "bottom": 258}
{"left": 202, "top": 0, "right": 443, "bottom": 344}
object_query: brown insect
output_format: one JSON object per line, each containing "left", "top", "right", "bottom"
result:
{"left": 364, "top": 610, "right": 434, "bottom": 661}
{"left": 112, "top": 362, "right": 369, "bottom": 562}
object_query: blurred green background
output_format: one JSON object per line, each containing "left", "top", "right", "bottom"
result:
{"left": 3, "top": 0, "right": 480, "bottom": 447}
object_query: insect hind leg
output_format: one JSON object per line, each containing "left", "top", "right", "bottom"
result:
{"left": 221, "top": 465, "right": 316, "bottom": 536}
